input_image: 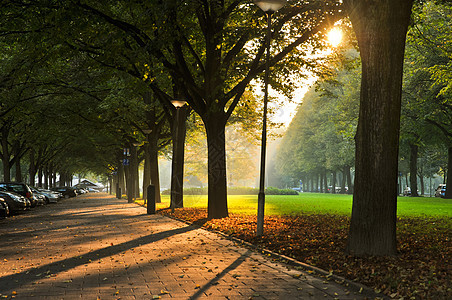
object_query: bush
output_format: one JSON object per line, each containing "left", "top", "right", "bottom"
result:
{"left": 265, "top": 187, "right": 299, "bottom": 195}
{"left": 161, "top": 186, "right": 298, "bottom": 195}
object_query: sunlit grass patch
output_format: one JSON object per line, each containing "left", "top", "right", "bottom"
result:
{"left": 148, "top": 193, "right": 451, "bottom": 218}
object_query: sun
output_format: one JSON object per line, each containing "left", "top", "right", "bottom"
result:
{"left": 327, "top": 28, "right": 343, "bottom": 47}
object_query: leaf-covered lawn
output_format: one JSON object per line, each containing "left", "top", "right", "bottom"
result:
{"left": 159, "top": 208, "right": 451, "bottom": 300}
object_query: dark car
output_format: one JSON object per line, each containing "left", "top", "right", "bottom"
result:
{"left": 51, "top": 186, "right": 77, "bottom": 198}
{"left": 0, "top": 197, "right": 10, "bottom": 218}
{"left": 0, "top": 189, "right": 30, "bottom": 213}
{"left": 0, "top": 182, "right": 36, "bottom": 207}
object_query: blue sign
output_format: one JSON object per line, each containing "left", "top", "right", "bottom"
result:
{"left": 123, "top": 158, "right": 130, "bottom": 166}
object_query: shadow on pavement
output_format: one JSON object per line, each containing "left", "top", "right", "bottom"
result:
{"left": 0, "top": 224, "right": 198, "bottom": 294}
{"left": 189, "top": 249, "right": 252, "bottom": 299}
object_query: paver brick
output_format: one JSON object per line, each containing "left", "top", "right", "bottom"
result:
{"left": 0, "top": 194, "right": 383, "bottom": 299}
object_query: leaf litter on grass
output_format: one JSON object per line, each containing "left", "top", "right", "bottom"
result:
{"left": 160, "top": 208, "right": 451, "bottom": 300}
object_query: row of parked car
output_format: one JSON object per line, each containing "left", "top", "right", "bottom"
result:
{"left": 0, "top": 182, "right": 90, "bottom": 219}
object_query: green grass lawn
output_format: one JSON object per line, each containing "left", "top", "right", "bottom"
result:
{"left": 155, "top": 192, "right": 451, "bottom": 218}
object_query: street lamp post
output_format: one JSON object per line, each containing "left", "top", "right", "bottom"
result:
{"left": 170, "top": 99, "right": 187, "bottom": 213}
{"left": 132, "top": 142, "right": 140, "bottom": 200}
{"left": 255, "top": 0, "right": 286, "bottom": 237}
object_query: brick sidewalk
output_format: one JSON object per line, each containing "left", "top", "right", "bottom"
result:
{"left": 0, "top": 194, "right": 378, "bottom": 299}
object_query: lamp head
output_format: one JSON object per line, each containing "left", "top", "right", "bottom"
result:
{"left": 254, "top": 0, "right": 286, "bottom": 13}
{"left": 171, "top": 99, "right": 187, "bottom": 108}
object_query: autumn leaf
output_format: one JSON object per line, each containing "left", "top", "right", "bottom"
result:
{"left": 160, "top": 208, "right": 451, "bottom": 300}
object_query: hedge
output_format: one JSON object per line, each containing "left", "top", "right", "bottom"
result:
{"left": 161, "top": 186, "right": 298, "bottom": 195}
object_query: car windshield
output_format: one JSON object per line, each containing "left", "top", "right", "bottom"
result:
{"left": 0, "top": 183, "right": 26, "bottom": 193}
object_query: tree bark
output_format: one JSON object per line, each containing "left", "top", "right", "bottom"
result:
{"left": 15, "top": 150, "right": 22, "bottom": 183}
{"left": 170, "top": 107, "right": 187, "bottom": 209}
{"left": 29, "top": 149, "right": 36, "bottom": 186}
{"left": 320, "top": 173, "right": 324, "bottom": 193}
{"left": 118, "top": 157, "right": 125, "bottom": 194}
{"left": 44, "top": 166, "right": 49, "bottom": 188}
{"left": 142, "top": 143, "right": 151, "bottom": 203}
{"left": 38, "top": 167, "right": 43, "bottom": 187}
{"left": 205, "top": 116, "right": 228, "bottom": 219}
{"left": 445, "top": 147, "right": 452, "bottom": 199}
{"left": 149, "top": 132, "right": 161, "bottom": 203}
{"left": 341, "top": 168, "right": 346, "bottom": 194}
{"left": 1, "top": 132, "right": 10, "bottom": 182}
{"left": 409, "top": 143, "right": 419, "bottom": 197}
{"left": 419, "top": 176, "right": 424, "bottom": 196}
{"left": 332, "top": 170, "right": 337, "bottom": 194}
{"left": 125, "top": 162, "right": 132, "bottom": 203}
{"left": 344, "top": 0, "right": 413, "bottom": 256}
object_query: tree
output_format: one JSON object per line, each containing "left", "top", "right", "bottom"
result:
{"left": 402, "top": 0, "right": 452, "bottom": 199}
{"left": 275, "top": 47, "right": 360, "bottom": 195}
{"left": 69, "top": 0, "right": 344, "bottom": 219}
{"left": 344, "top": 0, "right": 414, "bottom": 256}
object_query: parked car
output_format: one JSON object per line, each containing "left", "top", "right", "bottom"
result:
{"left": 0, "top": 189, "right": 30, "bottom": 213}
{"left": 73, "top": 186, "right": 88, "bottom": 195}
{"left": 34, "top": 187, "right": 62, "bottom": 203}
{"left": 435, "top": 184, "right": 446, "bottom": 197}
{"left": 403, "top": 187, "right": 411, "bottom": 196}
{"left": 32, "top": 192, "right": 47, "bottom": 206}
{"left": 440, "top": 185, "right": 447, "bottom": 198}
{"left": 51, "top": 186, "right": 77, "bottom": 198}
{"left": 0, "top": 182, "right": 36, "bottom": 207}
{"left": 0, "top": 197, "right": 10, "bottom": 218}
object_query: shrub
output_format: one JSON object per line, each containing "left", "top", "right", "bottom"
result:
{"left": 265, "top": 187, "right": 299, "bottom": 195}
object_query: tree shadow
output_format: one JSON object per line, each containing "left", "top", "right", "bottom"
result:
{"left": 0, "top": 224, "right": 199, "bottom": 294}
{"left": 189, "top": 249, "right": 252, "bottom": 299}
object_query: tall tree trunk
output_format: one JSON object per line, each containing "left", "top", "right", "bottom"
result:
{"left": 344, "top": 0, "right": 413, "bottom": 256}
{"left": 205, "top": 117, "right": 228, "bottom": 219}
{"left": 319, "top": 173, "right": 324, "bottom": 193}
{"left": 409, "top": 143, "right": 419, "bottom": 197}
{"left": 445, "top": 147, "right": 452, "bottom": 199}
{"left": 332, "top": 170, "right": 337, "bottom": 194}
{"left": 142, "top": 143, "right": 151, "bottom": 203}
{"left": 52, "top": 169, "right": 57, "bottom": 187}
{"left": 15, "top": 153, "right": 22, "bottom": 182}
{"left": 419, "top": 176, "right": 424, "bottom": 196}
{"left": 130, "top": 145, "right": 139, "bottom": 200}
{"left": 324, "top": 171, "right": 328, "bottom": 193}
{"left": 149, "top": 132, "right": 161, "bottom": 203}
{"left": 29, "top": 149, "right": 36, "bottom": 186}
{"left": 341, "top": 168, "right": 346, "bottom": 194}
{"left": 125, "top": 162, "right": 132, "bottom": 202}
{"left": 314, "top": 174, "right": 319, "bottom": 192}
{"left": 171, "top": 106, "right": 187, "bottom": 209}
{"left": 38, "top": 167, "right": 43, "bottom": 187}
{"left": 44, "top": 166, "right": 49, "bottom": 188}
{"left": 1, "top": 133, "right": 11, "bottom": 182}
